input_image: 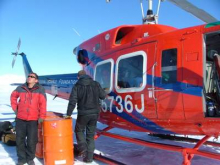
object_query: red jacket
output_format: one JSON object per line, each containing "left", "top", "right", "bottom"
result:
{"left": 10, "top": 83, "right": 47, "bottom": 121}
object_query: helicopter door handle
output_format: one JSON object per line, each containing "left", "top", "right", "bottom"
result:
{"left": 149, "top": 62, "right": 157, "bottom": 101}
{"left": 148, "top": 88, "right": 156, "bottom": 100}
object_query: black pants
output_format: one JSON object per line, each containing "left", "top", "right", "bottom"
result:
{"left": 16, "top": 118, "right": 38, "bottom": 163}
{"left": 75, "top": 114, "right": 99, "bottom": 160}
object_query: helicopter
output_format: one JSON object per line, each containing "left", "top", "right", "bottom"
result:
{"left": 11, "top": 0, "right": 220, "bottom": 164}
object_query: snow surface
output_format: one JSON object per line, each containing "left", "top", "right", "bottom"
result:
{"left": 0, "top": 75, "right": 220, "bottom": 165}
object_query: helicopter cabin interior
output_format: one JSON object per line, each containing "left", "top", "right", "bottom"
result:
{"left": 204, "top": 30, "right": 220, "bottom": 117}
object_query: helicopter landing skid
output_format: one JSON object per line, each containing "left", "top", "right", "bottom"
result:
{"left": 96, "top": 129, "right": 220, "bottom": 165}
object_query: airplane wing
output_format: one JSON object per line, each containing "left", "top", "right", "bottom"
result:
{"left": 10, "top": 83, "right": 23, "bottom": 86}
{"left": 167, "top": 0, "right": 218, "bottom": 23}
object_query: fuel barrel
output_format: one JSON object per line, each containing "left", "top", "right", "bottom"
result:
{"left": 35, "top": 112, "right": 71, "bottom": 161}
{"left": 35, "top": 112, "right": 64, "bottom": 159}
{"left": 43, "top": 117, "right": 74, "bottom": 165}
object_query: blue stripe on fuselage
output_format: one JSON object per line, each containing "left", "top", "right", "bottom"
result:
{"left": 83, "top": 50, "right": 203, "bottom": 97}
{"left": 148, "top": 75, "right": 202, "bottom": 97}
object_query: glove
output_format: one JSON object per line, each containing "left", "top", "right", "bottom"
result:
{"left": 38, "top": 118, "right": 44, "bottom": 124}
{"left": 64, "top": 115, "right": 71, "bottom": 119}
{"left": 14, "top": 110, "right": 17, "bottom": 115}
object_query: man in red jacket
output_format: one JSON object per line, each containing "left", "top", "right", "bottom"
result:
{"left": 11, "top": 72, "right": 47, "bottom": 165}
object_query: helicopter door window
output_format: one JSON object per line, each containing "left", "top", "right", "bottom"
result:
{"left": 94, "top": 59, "right": 113, "bottom": 93}
{"left": 116, "top": 51, "right": 146, "bottom": 93}
{"left": 118, "top": 56, "right": 143, "bottom": 88}
{"left": 161, "top": 48, "right": 177, "bottom": 84}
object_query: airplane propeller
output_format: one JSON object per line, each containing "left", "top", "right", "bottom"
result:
{"left": 167, "top": 0, "right": 218, "bottom": 23}
{"left": 11, "top": 38, "right": 21, "bottom": 68}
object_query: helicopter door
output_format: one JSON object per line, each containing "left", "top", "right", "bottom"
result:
{"left": 154, "top": 48, "right": 185, "bottom": 120}
{"left": 116, "top": 42, "right": 157, "bottom": 119}
{"left": 182, "top": 32, "right": 203, "bottom": 118}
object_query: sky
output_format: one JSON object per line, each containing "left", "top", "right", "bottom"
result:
{"left": 0, "top": 76, "right": 220, "bottom": 165}
{"left": 0, "top": 0, "right": 220, "bottom": 78}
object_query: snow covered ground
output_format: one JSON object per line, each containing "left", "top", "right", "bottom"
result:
{"left": 0, "top": 75, "right": 220, "bottom": 165}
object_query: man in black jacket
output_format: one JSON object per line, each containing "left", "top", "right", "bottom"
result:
{"left": 66, "top": 70, "right": 106, "bottom": 163}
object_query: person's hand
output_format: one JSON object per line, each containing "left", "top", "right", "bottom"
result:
{"left": 38, "top": 118, "right": 44, "bottom": 124}
{"left": 10, "top": 128, "right": 15, "bottom": 133}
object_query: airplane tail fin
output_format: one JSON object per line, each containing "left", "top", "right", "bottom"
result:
{"left": 19, "top": 53, "right": 33, "bottom": 78}
{"left": 11, "top": 52, "right": 33, "bottom": 78}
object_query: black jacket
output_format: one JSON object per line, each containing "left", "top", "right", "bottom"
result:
{"left": 67, "top": 75, "right": 106, "bottom": 116}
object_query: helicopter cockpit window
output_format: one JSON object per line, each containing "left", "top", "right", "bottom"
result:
{"left": 117, "top": 55, "right": 143, "bottom": 88}
{"left": 161, "top": 48, "right": 177, "bottom": 84}
{"left": 94, "top": 61, "right": 112, "bottom": 93}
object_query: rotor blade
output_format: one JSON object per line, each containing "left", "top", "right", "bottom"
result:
{"left": 12, "top": 55, "right": 17, "bottom": 68}
{"left": 167, "top": 0, "right": 218, "bottom": 23}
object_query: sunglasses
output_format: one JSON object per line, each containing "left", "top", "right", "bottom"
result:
{"left": 28, "top": 75, "right": 36, "bottom": 79}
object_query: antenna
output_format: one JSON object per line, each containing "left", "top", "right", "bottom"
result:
{"left": 72, "top": 28, "right": 81, "bottom": 37}
{"left": 141, "top": 0, "right": 162, "bottom": 24}
{"left": 72, "top": 28, "right": 85, "bottom": 41}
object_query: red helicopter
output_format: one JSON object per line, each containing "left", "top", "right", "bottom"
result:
{"left": 12, "top": 0, "right": 220, "bottom": 164}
